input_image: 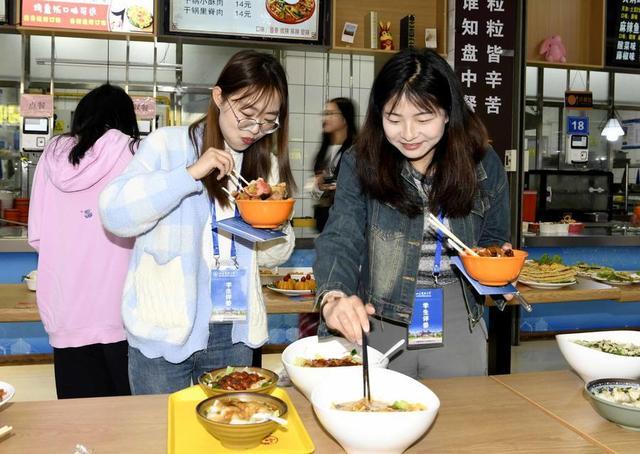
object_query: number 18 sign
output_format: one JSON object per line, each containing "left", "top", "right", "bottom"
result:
{"left": 567, "top": 116, "right": 590, "bottom": 135}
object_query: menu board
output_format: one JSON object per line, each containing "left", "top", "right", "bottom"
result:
{"left": 606, "top": 0, "right": 640, "bottom": 68}
{"left": 169, "top": 0, "right": 323, "bottom": 43}
{"left": 454, "top": 0, "right": 517, "bottom": 160}
{"left": 20, "top": 0, "right": 154, "bottom": 34}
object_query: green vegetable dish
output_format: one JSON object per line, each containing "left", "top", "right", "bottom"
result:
{"left": 574, "top": 339, "right": 640, "bottom": 357}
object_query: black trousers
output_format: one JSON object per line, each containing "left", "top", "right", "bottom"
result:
{"left": 53, "top": 340, "right": 131, "bottom": 399}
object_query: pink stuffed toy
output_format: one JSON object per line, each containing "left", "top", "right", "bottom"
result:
{"left": 539, "top": 35, "right": 566, "bottom": 63}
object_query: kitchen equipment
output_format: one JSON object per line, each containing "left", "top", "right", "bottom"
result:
{"left": 526, "top": 170, "right": 613, "bottom": 222}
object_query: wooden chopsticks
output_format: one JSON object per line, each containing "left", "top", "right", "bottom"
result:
{"left": 426, "top": 213, "right": 479, "bottom": 256}
{"left": 361, "top": 329, "right": 371, "bottom": 402}
{"left": 0, "top": 425, "right": 13, "bottom": 439}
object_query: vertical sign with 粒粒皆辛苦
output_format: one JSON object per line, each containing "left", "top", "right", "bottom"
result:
{"left": 454, "top": 0, "right": 517, "bottom": 161}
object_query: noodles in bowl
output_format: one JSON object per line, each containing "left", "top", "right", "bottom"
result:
{"left": 311, "top": 368, "right": 440, "bottom": 454}
{"left": 334, "top": 398, "right": 426, "bottom": 412}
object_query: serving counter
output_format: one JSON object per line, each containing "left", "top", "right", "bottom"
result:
{"left": 1, "top": 370, "right": 627, "bottom": 453}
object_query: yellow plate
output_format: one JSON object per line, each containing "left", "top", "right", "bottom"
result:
{"left": 167, "top": 385, "right": 315, "bottom": 453}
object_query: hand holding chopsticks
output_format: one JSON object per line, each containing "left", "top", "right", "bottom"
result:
{"left": 426, "top": 213, "right": 478, "bottom": 256}
{"left": 361, "top": 329, "right": 371, "bottom": 403}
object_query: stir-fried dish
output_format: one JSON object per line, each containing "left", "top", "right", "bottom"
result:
{"left": 295, "top": 349, "right": 362, "bottom": 367}
{"left": 0, "top": 388, "right": 5, "bottom": 400}
{"left": 593, "top": 385, "right": 640, "bottom": 408}
{"left": 574, "top": 340, "right": 640, "bottom": 357}
{"left": 205, "top": 398, "right": 280, "bottom": 424}
{"left": 472, "top": 246, "right": 514, "bottom": 257}
{"left": 266, "top": 0, "right": 316, "bottom": 24}
{"left": 127, "top": 5, "right": 153, "bottom": 29}
{"left": 202, "top": 367, "right": 273, "bottom": 390}
{"left": 333, "top": 399, "right": 426, "bottom": 412}
{"left": 234, "top": 178, "right": 288, "bottom": 200}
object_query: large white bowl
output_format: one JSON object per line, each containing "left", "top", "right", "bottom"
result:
{"left": 311, "top": 368, "right": 440, "bottom": 454}
{"left": 556, "top": 330, "right": 640, "bottom": 383}
{"left": 281, "top": 335, "right": 389, "bottom": 399}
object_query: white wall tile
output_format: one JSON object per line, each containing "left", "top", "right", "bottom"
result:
{"left": 304, "top": 86, "right": 324, "bottom": 114}
{"left": 304, "top": 114, "right": 322, "bottom": 141}
{"left": 286, "top": 55, "right": 306, "bottom": 85}
{"left": 289, "top": 145, "right": 304, "bottom": 171}
{"left": 302, "top": 198, "right": 316, "bottom": 217}
{"left": 328, "top": 56, "right": 342, "bottom": 87}
{"left": 304, "top": 142, "right": 321, "bottom": 170}
{"left": 328, "top": 86, "right": 343, "bottom": 100}
{"left": 358, "top": 88, "right": 370, "bottom": 117}
{"left": 289, "top": 84, "right": 305, "bottom": 113}
{"left": 291, "top": 170, "right": 304, "bottom": 196}
{"left": 359, "top": 58, "right": 375, "bottom": 89}
{"left": 0, "top": 35, "right": 22, "bottom": 79}
{"left": 304, "top": 56, "right": 325, "bottom": 86}
{"left": 289, "top": 113, "right": 305, "bottom": 142}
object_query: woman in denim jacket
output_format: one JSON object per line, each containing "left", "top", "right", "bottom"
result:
{"left": 313, "top": 49, "right": 510, "bottom": 379}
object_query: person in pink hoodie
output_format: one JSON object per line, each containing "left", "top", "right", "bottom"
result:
{"left": 28, "top": 84, "right": 140, "bottom": 399}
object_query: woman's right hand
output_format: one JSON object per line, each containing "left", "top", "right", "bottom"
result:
{"left": 322, "top": 294, "right": 376, "bottom": 345}
{"left": 187, "top": 147, "right": 235, "bottom": 181}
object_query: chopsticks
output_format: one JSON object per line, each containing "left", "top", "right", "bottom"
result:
{"left": 426, "top": 213, "right": 479, "bottom": 256}
{"left": 228, "top": 169, "right": 251, "bottom": 187}
{"left": 0, "top": 425, "right": 12, "bottom": 439}
{"left": 361, "top": 329, "right": 371, "bottom": 403}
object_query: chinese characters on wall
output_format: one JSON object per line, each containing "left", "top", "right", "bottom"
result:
{"left": 455, "top": 0, "right": 516, "bottom": 158}
{"left": 606, "top": 0, "right": 640, "bottom": 67}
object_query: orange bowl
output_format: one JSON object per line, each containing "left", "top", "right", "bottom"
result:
{"left": 459, "top": 249, "right": 528, "bottom": 286}
{"left": 235, "top": 198, "right": 294, "bottom": 229}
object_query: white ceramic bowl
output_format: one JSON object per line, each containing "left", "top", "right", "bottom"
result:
{"left": 23, "top": 270, "right": 37, "bottom": 291}
{"left": 281, "top": 335, "right": 389, "bottom": 400}
{"left": 556, "top": 330, "right": 640, "bottom": 383}
{"left": 311, "top": 368, "right": 440, "bottom": 454}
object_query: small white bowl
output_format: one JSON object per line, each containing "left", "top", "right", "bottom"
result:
{"left": 556, "top": 330, "right": 640, "bottom": 383}
{"left": 281, "top": 335, "right": 389, "bottom": 400}
{"left": 311, "top": 368, "right": 440, "bottom": 454}
{"left": 23, "top": 270, "right": 37, "bottom": 291}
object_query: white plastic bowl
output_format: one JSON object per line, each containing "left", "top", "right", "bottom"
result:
{"left": 281, "top": 335, "right": 389, "bottom": 399}
{"left": 556, "top": 330, "right": 640, "bottom": 383}
{"left": 311, "top": 368, "right": 440, "bottom": 454}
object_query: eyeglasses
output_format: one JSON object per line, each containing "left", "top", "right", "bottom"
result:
{"left": 226, "top": 100, "right": 280, "bottom": 134}
{"left": 322, "top": 110, "right": 342, "bottom": 117}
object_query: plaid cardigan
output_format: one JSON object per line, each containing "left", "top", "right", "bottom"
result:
{"left": 99, "top": 126, "right": 294, "bottom": 363}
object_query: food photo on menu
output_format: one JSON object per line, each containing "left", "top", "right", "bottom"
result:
{"left": 109, "top": 0, "right": 154, "bottom": 32}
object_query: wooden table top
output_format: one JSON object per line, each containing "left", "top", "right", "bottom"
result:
{"left": 0, "top": 372, "right": 608, "bottom": 453}
{"left": 0, "top": 284, "right": 315, "bottom": 322}
{"left": 493, "top": 369, "right": 640, "bottom": 454}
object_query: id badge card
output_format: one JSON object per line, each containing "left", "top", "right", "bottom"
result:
{"left": 407, "top": 288, "right": 444, "bottom": 349}
{"left": 211, "top": 266, "right": 248, "bottom": 322}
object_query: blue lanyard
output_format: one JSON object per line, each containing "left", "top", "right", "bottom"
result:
{"left": 432, "top": 213, "right": 444, "bottom": 284}
{"left": 211, "top": 202, "right": 237, "bottom": 267}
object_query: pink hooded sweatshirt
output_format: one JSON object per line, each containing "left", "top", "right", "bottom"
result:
{"left": 28, "top": 129, "right": 135, "bottom": 348}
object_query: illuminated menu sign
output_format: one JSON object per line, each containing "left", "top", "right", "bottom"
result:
{"left": 454, "top": 0, "right": 516, "bottom": 160}
{"left": 21, "top": 0, "right": 154, "bottom": 34}
{"left": 170, "top": 0, "right": 321, "bottom": 42}
{"left": 606, "top": 0, "right": 640, "bottom": 67}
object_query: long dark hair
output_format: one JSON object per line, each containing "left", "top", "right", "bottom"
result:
{"left": 356, "top": 48, "right": 488, "bottom": 218}
{"left": 313, "top": 97, "right": 358, "bottom": 174}
{"left": 188, "top": 50, "right": 295, "bottom": 207}
{"left": 66, "top": 84, "right": 139, "bottom": 165}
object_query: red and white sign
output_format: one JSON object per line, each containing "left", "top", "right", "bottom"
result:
{"left": 20, "top": 94, "right": 54, "bottom": 117}
{"left": 21, "top": 0, "right": 154, "bottom": 34}
{"left": 133, "top": 96, "right": 156, "bottom": 120}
